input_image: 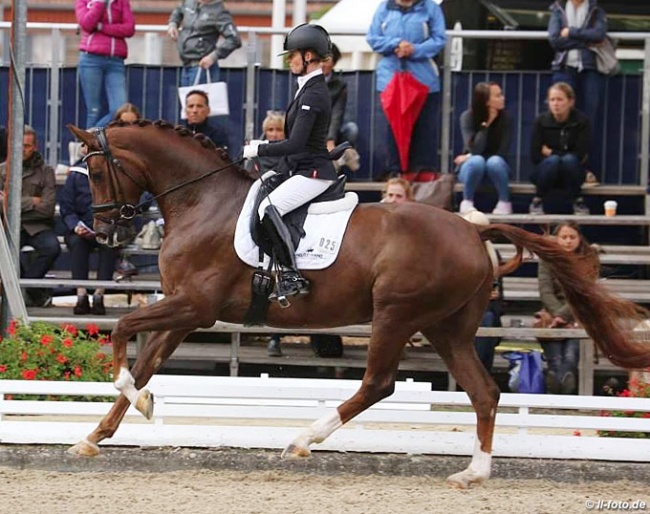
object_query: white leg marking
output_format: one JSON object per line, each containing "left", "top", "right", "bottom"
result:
{"left": 114, "top": 367, "right": 139, "bottom": 405}
{"left": 293, "top": 410, "right": 343, "bottom": 449}
{"left": 466, "top": 437, "right": 492, "bottom": 479}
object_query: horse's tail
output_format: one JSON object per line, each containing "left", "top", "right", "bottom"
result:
{"left": 480, "top": 223, "right": 650, "bottom": 369}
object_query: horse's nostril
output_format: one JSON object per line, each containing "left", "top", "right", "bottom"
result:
{"left": 96, "top": 233, "right": 109, "bottom": 245}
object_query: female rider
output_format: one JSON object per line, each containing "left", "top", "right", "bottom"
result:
{"left": 243, "top": 23, "right": 336, "bottom": 301}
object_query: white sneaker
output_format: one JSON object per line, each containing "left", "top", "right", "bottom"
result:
{"left": 492, "top": 201, "right": 513, "bottom": 215}
{"left": 459, "top": 199, "right": 475, "bottom": 214}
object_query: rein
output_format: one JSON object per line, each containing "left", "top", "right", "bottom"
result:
{"left": 84, "top": 126, "right": 244, "bottom": 222}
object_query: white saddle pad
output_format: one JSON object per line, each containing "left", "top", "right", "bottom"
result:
{"left": 234, "top": 173, "right": 358, "bottom": 270}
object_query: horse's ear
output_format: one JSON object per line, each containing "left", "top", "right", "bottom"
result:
{"left": 67, "top": 124, "right": 98, "bottom": 149}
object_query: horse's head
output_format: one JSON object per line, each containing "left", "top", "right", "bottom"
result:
{"left": 68, "top": 124, "right": 145, "bottom": 247}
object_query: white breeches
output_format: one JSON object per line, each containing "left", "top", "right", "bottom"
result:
{"left": 258, "top": 175, "right": 335, "bottom": 219}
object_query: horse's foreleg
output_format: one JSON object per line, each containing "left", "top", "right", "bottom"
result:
{"left": 110, "top": 294, "right": 213, "bottom": 419}
{"left": 423, "top": 323, "right": 500, "bottom": 489}
{"left": 282, "top": 322, "right": 410, "bottom": 459}
{"left": 68, "top": 328, "right": 191, "bottom": 457}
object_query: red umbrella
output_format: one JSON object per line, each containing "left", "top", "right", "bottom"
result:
{"left": 380, "top": 70, "right": 429, "bottom": 172}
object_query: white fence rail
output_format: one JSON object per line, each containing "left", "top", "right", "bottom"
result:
{"left": 1, "top": 375, "right": 650, "bottom": 461}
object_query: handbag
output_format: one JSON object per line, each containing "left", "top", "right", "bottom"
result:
{"left": 503, "top": 351, "right": 546, "bottom": 394}
{"left": 411, "top": 173, "right": 455, "bottom": 211}
{"left": 590, "top": 37, "right": 620, "bottom": 76}
{"left": 178, "top": 68, "right": 229, "bottom": 118}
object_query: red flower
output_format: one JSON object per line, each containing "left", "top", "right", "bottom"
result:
{"left": 0, "top": 365, "right": 7, "bottom": 373}
{"left": 573, "top": 430, "right": 582, "bottom": 437}
{"left": 74, "top": 366, "right": 82, "bottom": 378}
{"left": 64, "top": 371, "right": 71, "bottom": 380}
{"left": 56, "top": 354, "right": 68, "bottom": 364}
{"left": 62, "top": 338, "right": 74, "bottom": 348}
{"left": 62, "top": 324, "right": 78, "bottom": 336}
{"left": 40, "top": 334, "right": 53, "bottom": 346}
{"left": 21, "top": 369, "right": 37, "bottom": 380}
{"left": 86, "top": 324, "right": 100, "bottom": 336}
{"left": 7, "top": 320, "right": 17, "bottom": 336}
{"left": 96, "top": 352, "right": 106, "bottom": 361}
{"left": 98, "top": 335, "right": 111, "bottom": 346}
{"left": 21, "top": 351, "right": 28, "bottom": 362}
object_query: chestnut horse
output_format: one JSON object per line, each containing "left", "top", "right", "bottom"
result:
{"left": 68, "top": 121, "right": 650, "bottom": 488}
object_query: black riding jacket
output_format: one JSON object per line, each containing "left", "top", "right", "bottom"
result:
{"left": 258, "top": 73, "right": 337, "bottom": 181}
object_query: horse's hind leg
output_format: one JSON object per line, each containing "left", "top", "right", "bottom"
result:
{"left": 422, "top": 308, "right": 501, "bottom": 489}
{"left": 68, "top": 328, "right": 190, "bottom": 456}
{"left": 282, "top": 318, "right": 412, "bottom": 458}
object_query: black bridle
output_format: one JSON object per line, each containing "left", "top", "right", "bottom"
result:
{"left": 83, "top": 126, "right": 244, "bottom": 225}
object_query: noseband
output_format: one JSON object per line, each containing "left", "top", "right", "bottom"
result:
{"left": 83, "top": 126, "right": 146, "bottom": 224}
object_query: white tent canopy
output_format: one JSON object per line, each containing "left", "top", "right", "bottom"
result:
{"left": 316, "top": 0, "right": 443, "bottom": 70}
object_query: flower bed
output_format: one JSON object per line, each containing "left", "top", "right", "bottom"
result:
{"left": 598, "top": 373, "right": 650, "bottom": 439}
{"left": 0, "top": 320, "right": 112, "bottom": 399}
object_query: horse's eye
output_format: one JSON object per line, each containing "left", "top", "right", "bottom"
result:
{"left": 89, "top": 170, "right": 103, "bottom": 183}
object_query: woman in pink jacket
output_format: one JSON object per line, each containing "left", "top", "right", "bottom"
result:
{"left": 76, "top": 0, "right": 135, "bottom": 128}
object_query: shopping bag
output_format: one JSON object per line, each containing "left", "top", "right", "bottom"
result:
{"left": 503, "top": 351, "right": 545, "bottom": 394}
{"left": 178, "top": 68, "right": 229, "bottom": 118}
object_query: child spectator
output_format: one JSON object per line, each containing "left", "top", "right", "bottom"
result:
{"left": 60, "top": 142, "right": 117, "bottom": 315}
{"left": 454, "top": 82, "right": 512, "bottom": 215}
{"left": 529, "top": 82, "right": 591, "bottom": 215}
{"left": 537, "top": 221, "right": 600, "bottom": 394}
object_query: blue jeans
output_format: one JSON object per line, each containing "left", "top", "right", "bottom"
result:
{"left": 78, "top": 52, "right": 127, "bottom": 128}
{"left": 530, "top": 154, "right": 584, "bottom": 200}
{"left": 458, "top": 155, "right": 510, "bottom": 201}
{"left": 20, "top": 229, "right": 61, "bottom": 279}
{"left": 474, "top": 309, "right": 501, "bottom": 372}
{"left": 181, "top": 63, "right": 220, "bottom": 87}
{"left": 541, "top": 338, "right": 579, "bottom": 380}
{"left": 384, "top": 92, "right": 438, "bottom": 174}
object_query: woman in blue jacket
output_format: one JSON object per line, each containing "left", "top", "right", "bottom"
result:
{"left": 367, "top": 0, "right": 446, "bottom": 179}
{"left": 60, "top": 149, "right": 117, "bottom": 315}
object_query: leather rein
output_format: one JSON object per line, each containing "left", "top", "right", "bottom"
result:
{"left": 83, "top": 126, "right": 243, "bottom": 224}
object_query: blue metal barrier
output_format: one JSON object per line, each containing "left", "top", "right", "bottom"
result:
{"left": 0, "top": 66, "right": 643, "bottom": 185}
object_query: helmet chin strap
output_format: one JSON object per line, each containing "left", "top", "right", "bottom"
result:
{"left": 299, "top": 50, "right": 320, "bottom": 75}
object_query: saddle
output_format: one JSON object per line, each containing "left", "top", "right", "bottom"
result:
{"left": 249, "top": 142, "right": 351, "bottom": 259}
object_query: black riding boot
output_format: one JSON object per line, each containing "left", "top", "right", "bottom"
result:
{"left": 262, "top": 205, "right": 310, "bottom": 301}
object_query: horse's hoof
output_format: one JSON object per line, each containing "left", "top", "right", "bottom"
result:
{"left": 445, "top": 470, "right": 487, "bottom": 490}
{"left": 135, "top": 389, "right": 154, "bottom": 420}
{"left": 67, "top": 439, "right": 100, "bottom": 457}
{"left": 281, "top": 443, "right": 311, "bottom": 460}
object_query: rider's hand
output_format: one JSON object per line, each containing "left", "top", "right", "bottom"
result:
{"left": 243, "top": 140, "right": 266, "bottom": 159}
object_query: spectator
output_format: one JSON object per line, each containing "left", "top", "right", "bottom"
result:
{"left": 537, "top": 221, "right": 600, "bottom": 394}
{"left": 60, "top": 143, "right": 117, "bottom": 315}
{"left": 548, "top": 0, "right": 608, "bottom": 135}
{"left": 75, "top": 0, "right": 135, "bottom": 129}
{"left": 0, "top": 124, "right": 7, "bottom": 163}
{"left": 113, "top": 102, "right": 141, "bottom": 123}
{"left": 259, "top": 111, "right": 286, "bottom": 172}
{"left": 322, "top": 44, "right": 358, "bottom": 152}
{"left": 167, "top": 0, "right": 242, "bottom": 87}
{"left": 529, "top": 82, "right": 591, "bottom": 215}
{"left": 184, "top": 90, "right": 230, "bottom": 151}
{"left": 454, "top": 82, "right": 512, "bottom": 215}
{"left": 381, "top": 177, "right": 413, "bottom": 204}
{"left": 0, "top": 126, "right": 61, "bottom": 307}
{"left": 367, "top": 0, "right": 446, "bottom": 179}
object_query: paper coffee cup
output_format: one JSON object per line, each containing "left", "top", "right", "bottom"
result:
{"left": 604, "top": 200, "right": 617, "bottom": 217}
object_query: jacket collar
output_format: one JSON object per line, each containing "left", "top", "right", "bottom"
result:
{"left": 22, "top": 151, "right": 44, "bottom": 173}
{"left": 296, "top": 68, "right": 323, "bottom": 97}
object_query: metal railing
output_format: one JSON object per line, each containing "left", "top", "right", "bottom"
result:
{"left": 0, "top": 23, "right": 649, "bottom": 185}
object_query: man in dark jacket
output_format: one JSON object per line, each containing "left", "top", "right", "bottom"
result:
{"left": 168, "top": 0, "right": 241, "bottom": 87}
{"left": 183, "top": 90, "right": 230, "bottom": 151}
{"left": 0, "top": 126, "right": 61, "bottom": 306}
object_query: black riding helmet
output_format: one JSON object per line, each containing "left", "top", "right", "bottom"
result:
{"left": 281, "top": 23, "right": 332, "bottom": 73}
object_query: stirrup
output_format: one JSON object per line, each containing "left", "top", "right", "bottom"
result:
{"left": 269, "top": 272, "right": 309, "bottom": 307}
